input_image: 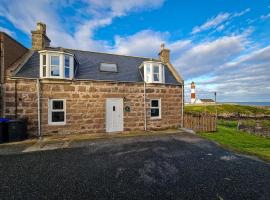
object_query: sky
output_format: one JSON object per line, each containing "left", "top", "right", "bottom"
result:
{"left": 0, "top": 0, "right": 270, "bottom": 102}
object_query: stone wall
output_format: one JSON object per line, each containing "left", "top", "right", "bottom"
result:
{"left": 4, "top": 79, "right": 38, "bottom": 134}
{"left": 4, "top": 79, "right": 183, "bottom": 136}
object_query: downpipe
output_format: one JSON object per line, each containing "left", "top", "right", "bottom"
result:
{"left": 139, "top": 69, "right": 147, "bottom": 131}
{"left": 36, "top": 78, "right": 41, "bottom": 139}
{"left": 181, "top": 82, "right": 184, "bottom": 128}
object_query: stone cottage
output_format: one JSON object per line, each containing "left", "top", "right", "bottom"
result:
{"left": 0, "top": 22, "right": 184, "bottom": 136}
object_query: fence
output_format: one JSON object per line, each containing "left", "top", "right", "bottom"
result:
{"left": 184, "top": 113, "right": 217, "bottom": 132}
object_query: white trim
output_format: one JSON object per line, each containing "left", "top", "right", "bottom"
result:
{"left": 48, "top": 99, "right": 66, "bottom": 125}
{"left": 150, "top": 99, "right": 161, "bottom": 119}
{"left": 38, "top": 50, "right": 73, "bottom": 56}
{"left": 70, "top": 56, "right": 74, "bottom": 78}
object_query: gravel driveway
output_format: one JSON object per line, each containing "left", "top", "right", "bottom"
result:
{"left": 0, "top": 132, "right": 269, "bottom": 200}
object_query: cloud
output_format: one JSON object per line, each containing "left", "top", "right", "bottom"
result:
{"left": 109, "top": 30, "right": 192, "bottom": 62}
{"left": 87, "top": 0, "right": 165, "bottom": 17}
{"left": 233, "top": 8, "right": 251, "bottom": 17}
{"left": 111, "top": 30, "right": 167, "bottom": 57}
{"left": 0, "top": 0, "right": 166, "bottom": 50}
{"left": 191, "top": 13, "right": 230, "bottom": 34}
{"left": 188, "top": 45, "right": 270, "bottom": 102}
{"left": 261, "top": 12, "right": 270, "bottom": 20}
{"left": 191, "top": 8, "right": 251, "bottom": 34}
{"left": 173, "top": 35, "right": 247, "bottom": 78}
{"left": 0, "top": 26, "right": 15, "bottom": 36}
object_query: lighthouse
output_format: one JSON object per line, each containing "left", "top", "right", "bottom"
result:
{"left": 191, "top": 82, "right": 196, "bottom": 104}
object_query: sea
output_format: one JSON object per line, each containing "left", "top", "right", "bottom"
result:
{"left": 222, "top": 102, "right": 270, "bottom": 106}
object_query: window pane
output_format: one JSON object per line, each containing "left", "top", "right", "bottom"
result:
{"left": 151, "top": 100, "right": 159, "bottom": 107}
{"left": 153, "top": 65, "right": 159, "bottom": 73}
{"left": 65, "top": 67, "right": 70, "bottom": 78}
{"left": 154, "top": 73, "right": 160, "bottom": 81}
{"left": 65, "top": 55, "right": 70, "bottom": 67}
{"left": 52, "top": 111, "right": 64, "bottom": 122}
{"left": 53, "top": 101, "right": 63, "bottom": 110}
{"left": 51, "top": 56, "right": 59, "bottom": 65}
{"left": 43, "top": 66, "right": 46, "bottom": 77}
{"left": 146, "top": 64, "right": 151, "bottom": 73}
{"left": 151, "top": 108, "right": 159, "bottom": 117}
{"left": 51, "top": 65, "right": 60, "bottom": 76}
{"left": 43, "top": 55, "right": 46, "bottom": 65}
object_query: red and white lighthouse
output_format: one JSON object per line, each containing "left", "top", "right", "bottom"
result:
{"left": 191, "top": 82, "right": 196, "bottom": 104}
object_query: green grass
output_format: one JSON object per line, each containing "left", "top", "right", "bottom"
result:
{"left": 199, "top": 124, "right": 270, "bottom": 162}
{"left": 185, "top": 104, "right": 270, "bottom": 116}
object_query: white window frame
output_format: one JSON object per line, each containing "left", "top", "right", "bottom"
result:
{"left": 143, "top": 62, "right": 165, "bottom": 83}
{"left": 48, "top": 99, "right": 66, "bottom": 125}
{"left": 39, "top": 51, "right": 74, "bottom": 79}
{"left": 42, "top": 54, "right": 47, "bottom": 77}
{"left": 150, "top": 99, "right": 161, "bottom": 119}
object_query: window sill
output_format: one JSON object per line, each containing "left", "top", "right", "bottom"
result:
{"left": 48, "top": 122, "right": 66, "bottom": 126}
{"left": 40, "top": 77, "right": 72, "bottom": 80}
{"left": 150, "top": 117, "right": 162, "bottom": 120}
{"left": 146, "top": 81, "right": 165, "bottom": 84}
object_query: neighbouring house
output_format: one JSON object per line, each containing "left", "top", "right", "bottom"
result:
{"left": 195, "top": 99, "right": 215, "bottom": 104}
{"left": 0, "top": 22, "right": 184, "bottom": 136}
{"left": 190, "top": 81, "right": 215, "bottom": 104}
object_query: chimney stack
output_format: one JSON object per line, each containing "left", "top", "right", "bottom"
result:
{"left": 159, "top": 43, "right": 170, "bottom": 63}
{"left": 31, "top": 22, "right": 51, "bottom": 50}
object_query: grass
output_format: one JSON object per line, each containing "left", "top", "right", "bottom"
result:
{"left": 199, "top": 122, "right": 270, "bottom": 162}
{"left": 185, "top": 104, "right": 270, "bottom": 116}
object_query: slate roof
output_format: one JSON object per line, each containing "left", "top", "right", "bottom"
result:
{"left": 14, "top": 48, "right": 180, "bottom": 84}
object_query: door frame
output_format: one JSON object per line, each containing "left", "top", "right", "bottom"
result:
{"left": 105, "top": 98, "right": 124, "bottom": 133}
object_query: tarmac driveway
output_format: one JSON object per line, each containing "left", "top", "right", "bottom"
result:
{"left": 0, "top": 132, "right": 269, "bottom": 200}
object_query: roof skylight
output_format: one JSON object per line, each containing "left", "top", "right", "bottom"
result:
{"left": 100, "top": 63, "right": 117, "bottom": 72}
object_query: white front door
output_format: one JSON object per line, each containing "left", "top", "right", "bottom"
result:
{"left": 106, "top": 98, "right": 123, "bottom": 133}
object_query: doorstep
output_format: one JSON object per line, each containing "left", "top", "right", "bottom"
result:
{"left": 0, "top": 129, "right": 186, "bottom": 154}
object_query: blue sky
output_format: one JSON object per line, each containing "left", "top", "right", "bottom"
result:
{"left": 0, "top": 0, "right": 270, "bottom": 102}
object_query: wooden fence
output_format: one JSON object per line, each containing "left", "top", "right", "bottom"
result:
{"left": 184, "top": 113, "right": 217, "bottom": 132}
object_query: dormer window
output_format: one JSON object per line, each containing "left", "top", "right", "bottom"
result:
{"left": 39, "top": 51, "right": 74, "bottom": 79}
{"left": 143, "top": 62, "right": 165, "bottom": 83}
{"left": 100, "top": 63, "right": 118, "bottom": 72}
